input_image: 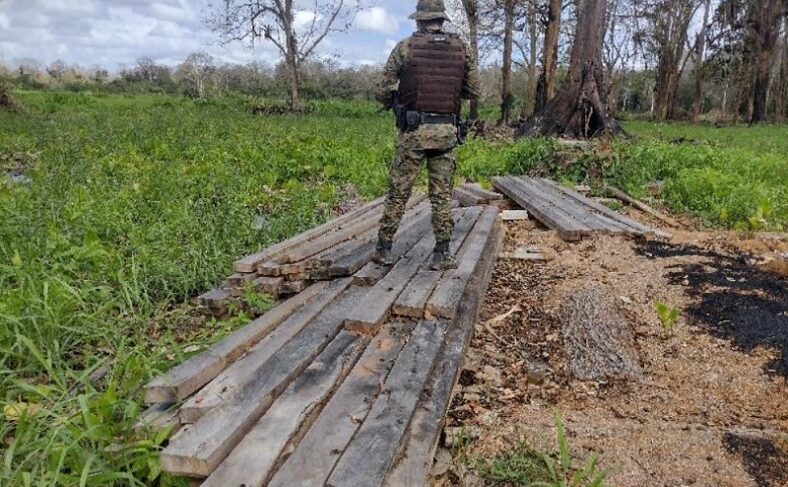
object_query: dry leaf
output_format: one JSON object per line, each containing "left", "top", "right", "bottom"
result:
{"left": 4, "top": 402, "right": 42, "bottom": 421}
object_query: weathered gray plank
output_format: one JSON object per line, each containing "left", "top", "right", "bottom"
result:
{"left": 269, "top": 322, "right": 414, "bottom": 487}
{"left": 500, "top": 209, "right": 530, "bottom": 221}
{"left": 326, "top": 319, "right": 447, "bottom": 487}
{"left": 492, "top": 176, "right": 588, "bottom": 241}
{"left": 233, "top": 197, "right": 386, "bottom": 272}
{"left": 392, "top": 207, "right": 482, "bottom": 318}
{"left": 280, "top": 279, "right": 307, "bottom": 295}
{"left": 385, "top": 215, "right": 503, "bottom": 486}
{"left": 426, "top": 206, "right": 500, "bottom": 320}
{"left": 161, "top": 282, "right": 365, "bottom": 478}
{"left": 353, "top": 261, "right": 391, "bottom": 286}
{"left": 462, "top": 183, "right": 503, "bottom": 202}
{"left": 225, "top": 272, "right": 257, "bottom": 288}
{"left": 202, "top": 331, "right": 368, "bottom": 487}
{"left": 453, "top": 186, "right": 485, "bottom": 206}
{"left": 344, "top": 234, "right": 435, "bottom": 335}
{"left": 253, "top": 276, "right": 284, "bottom": 295}
{"left": 518, "top": 177, "right": 613, "bottom": 233}
{"left": 198, "top": 288, "right": 231, "bottom": 310}
{"left": 134, "top": 403, "right": 181, "bottom": 439}
{"left": 143, "top": 282, "right": 329, "bottom": 404}
{"left": 178, "top": 279, "right": 351, "bottom": 422}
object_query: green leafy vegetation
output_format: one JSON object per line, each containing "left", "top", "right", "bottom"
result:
{"left": 477, "top": 411, "right": 608, "bottom": 486}
{"left": 654, "top": 301, "right": 681, "bottom": 334}
{"left": 0, "top": 91, "right": 785, "bottom": 485}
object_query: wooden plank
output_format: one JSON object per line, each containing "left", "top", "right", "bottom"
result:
{"left": 385, "top": 191, "right": 504, "bottom": 487}
{"left": 492, "top": 176, "right": 588, "bottom": 241}
{"left": 143, "top": 282, "right": 329, "bottom": 403}
{"left": 269, "top": 322, "right": 415, "bottom": 487}
{"left": 518, "top": 177, "right": 614, "bottom": 233}
{"left": 426, "top": 207, "right": 499, "bottom": 320}
{"left": 232, "top": 197, "right": 386, "bottom": 272}
{"left": 326, "top": 319, "right": 448, "bottom": 487}
{"left": 202, "top": 331, "right": 368, "bottom": 487}
{"left": 605, "top": 184, "right": 683, "bottom": 229}
{"left": 134, "top": 403, "right": 181, "bottom": 439}
{"left": 254, "top": 276, "right": 284, "bottom": 295}
{"left": 501, "top": 209, "right": 530, "bottom": 221}
{"left": 280, "top": 279, "right": 307, "bottom": 295}
{"left": 391, "top": 270, "right": 441, "bottom": 318}
{"left": 391, "top": 207, "right": 482, "bottom": 318}
{"left": 537, "top": 178, "right": 658, "bottom": 235}
{"left": 344, "top": 234, "right": 435, "bottom": 335}
{"left": 225, "top": 272, "right": 257, "bottom": 288}
{"left": 161, "top": 282, "right": 365, "bottom": 478}
{"left": 279, "top": 194, "right": 428, "bottom": 265}
{"left": 453, "top": 187, "right": 485, "bottom": 207}
{"left": 353, "top": 262, "right": 390, "bottom": 286}
{"left": 462, "top": 183, "right": 503, "bottom": 202}
{"left": 198, "top": 288, "right": 231, "bottom": 309}
{"left": 178, "top": 279, "right": 351, "bottom": 422}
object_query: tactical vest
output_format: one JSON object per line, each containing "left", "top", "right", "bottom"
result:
{"left": 399, "top": 32, "right": 465, "bottom": 116}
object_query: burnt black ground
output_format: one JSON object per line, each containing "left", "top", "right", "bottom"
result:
{"left": 724, "top": 432, "right": 788, "bottom": 487}
{"left": 636, "top": 241, "right": 788, "bottom": 377}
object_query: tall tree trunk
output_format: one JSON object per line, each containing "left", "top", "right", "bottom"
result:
{"left": 692, "top": 0, "right": 711, "bottom": 122}
{"left": 500, "top": 0, "right": 515, "bottom": 124}
{"left": 539, "top": 0, "right": 562, "bottom": 108}
{"left": 749, "top": 0, "right": 784, "bottom": 123}
{"left": 462, "top": 0, "right": 481, "bottom": 120}
{"left": 652, "top": 1, "right": 696, "bottom": 121}
{"left": 776, "top": 17, "right": 788, "bottom": 122}
{"left": 518, "top": 0, "right": 620, "bottom": 137}
{"left": 523, "top": 0, "right": 539, "bottom": 117}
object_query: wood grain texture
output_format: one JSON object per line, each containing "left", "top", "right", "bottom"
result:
{"left": 161, "top": 282, "right": 364, "bottom": 478}
{"left": 143, "top": 282, "right": 329, "bottom": 404}
{"left": 461, "top": 183, "right": 503, "bottom": 201}
{"left": 134, "top": 403, "right": 181, "bottom": 439}
{"left": 453, "top": 186, "right": 485, "bottom": 206}
{"left": 426, "top": 206, "right": 499, "bottom": 320}
{"left": 202, "top": 331, "right": 368, "bottom": 487}
{"left": 517, "top": 177, "right": 613, "bottom": 233}
{"left": 233, "top": 197, "right": 386, "bottom": 272}
{"left": 493, "top": 177, "right": 588, "bottom": 241}
{"left": 268, "top": 321, "right": 415, "bottom": 487}
{"left": 178, "top": 279, "right": 350, "bottom": 422}
{"left": 385, "top": 218, "right": 503, "bottom": 486}
{"left": 326, "top": 319, "right": 447, "bottom": 487}
{"left": 353, "top": 262, "right": 391, "bottom": 286}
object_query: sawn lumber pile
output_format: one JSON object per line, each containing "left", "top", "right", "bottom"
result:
{"left": 492, "top": 176, "right": 669, "bottom": 241}
{"left": 453, "top": 182, "right": 505, "bottom": 207}
{"left": 140, "top": 202, "right": 503, "bottom": 486}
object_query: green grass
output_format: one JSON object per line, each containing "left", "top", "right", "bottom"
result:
{"left": 0, "top": 92, "right": 785, "bottom": 485}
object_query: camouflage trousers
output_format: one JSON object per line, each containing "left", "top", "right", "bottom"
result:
{"left": 378, "top": 131, "right": 457, "bottom": 246}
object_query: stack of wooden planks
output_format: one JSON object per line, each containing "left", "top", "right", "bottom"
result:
{"left": 492, "top": 176, "right": 669, "bottom": 241}
{"left": 199, "top": 195, "right": 428, "bottom": 311}
{"left": 140, "top": 204, "right": 503, "bottom": 486}
{"left": 453, "top": 182, "right": 505, "bottom": 207}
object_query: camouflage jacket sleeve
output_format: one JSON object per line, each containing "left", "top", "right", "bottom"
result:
{"left": 375, "top": 39, "right": 409, "bottom": 105}
{"left": 462, "top": 40, "right": 481, "bottom": 101}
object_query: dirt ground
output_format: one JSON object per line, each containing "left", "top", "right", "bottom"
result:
{"left": 441, "top": 211, "right": 788, "bottom": 487}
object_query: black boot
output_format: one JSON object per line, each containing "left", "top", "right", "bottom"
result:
{"left": 430, "top": 241, "right": 458, "bottom": 271}
{"left": 372, "top": 239, "right": 397, "bottom": 266}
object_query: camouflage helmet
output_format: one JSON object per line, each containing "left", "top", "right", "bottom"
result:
{"left": 409, "top": 0, "right": 451, "bottom": 21}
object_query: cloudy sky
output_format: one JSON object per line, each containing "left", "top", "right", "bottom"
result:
{"left": 0, "top": 0, "right": 442, "bottom": 71}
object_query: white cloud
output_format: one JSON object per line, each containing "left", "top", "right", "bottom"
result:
{"left": 0, "top": 13, "right": 10, "bottom": 30}
{"left": 355, "top": 7, "right": 399, "bottom": 35}
{"left": 294, "top": 10, "right": 317, "bottom": 30}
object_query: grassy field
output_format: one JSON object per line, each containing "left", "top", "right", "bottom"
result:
{"left": 0, "top": 91, "right": 785, "bottom": 485}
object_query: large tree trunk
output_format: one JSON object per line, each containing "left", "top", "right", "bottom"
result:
{"left": 500, "top": 0, "right": 515, "bottom": 124}
{"left": 0, "top": 84, "right": 15, "bottom": 111}
{"left": 462, "top": 0, "right": 481, "bottom": 120}
{"left": 538, "top": 0, "right": 562, "bottom": 109}
{"left": 776, "top": 18, "right": 788, "bottom": 122}
{"left": 523, "top": 0, "right": 539, "bottom": 117}
{"left": 652, "top": 1, "right": 696, "bottom": 121}
{"left": 691, "top": 0, "right": 712, "bottom": 122}
{"left": 749, "top": 0, "right": 785, "bottom": 123}
{"left": 518, "top": 0, "right": 620, "bottom": 138}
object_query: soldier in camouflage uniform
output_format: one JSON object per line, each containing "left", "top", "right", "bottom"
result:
{"left": 373, "top": 0, "right": 481, "bottom": 271}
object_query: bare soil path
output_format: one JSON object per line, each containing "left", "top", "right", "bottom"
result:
{"left": 443, "top": 216, "right": 788, "bottom": 487}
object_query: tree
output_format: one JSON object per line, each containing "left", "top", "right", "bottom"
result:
{"left": 177, "top": 52, "right": 216, "bottom": 99}
{"left": 460, "top": 0, "right": 482, "bottom": 119}
{"left": 518, "top": 0, "right": 620, "bottom": 137}
{"left": 747, "top": 0, "right": 787, "bottom": 123}
{"left": 500, "top": 0, "right": 517, "bottom": 124}
{"left": 535, "top": 0, "right": 562, "bottom": 111}
{"left": 690, "top": 0, "right": 713, "bottom": 121}
{"left": 208, "top": 0, "right": 359, "bottom": 110}
{"left": 47, "top": 60, "right": 68, "bottom": 83}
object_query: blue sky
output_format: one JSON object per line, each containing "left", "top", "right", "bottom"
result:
{"left": 0, "top": 1, "right": 443, "bottom": 71}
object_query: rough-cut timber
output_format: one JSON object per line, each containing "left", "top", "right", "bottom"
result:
{"left": 268, "top": 322, "right": 414, "bottom": 487}
{"left": 326, "top": 319, "right": 447, "bottom": 487}
{"left": 144, "top": 282, "right": 329, "bottom": 404}
{"left": 232, "top": 197, "right": 385, "bottom": 273}
{"left": 198, "top": 288, "right": 231, "bottom": 314}
{"left": 385, "top": 214, "right": 502, "bottom": 486}
{"left": 202, "top": 331, "right": 368, "bottom": 487}
{"left": 493, "top": 176, "right": 663, "bottom": 241}
{"left": 392, "top": 207, "right": 483, "bottom": 319}
{"left": 461, "top": 183, "right": 504, "bottom": 202}
{"left": 134, "top": 403, "right": 181, "bottom": 439}
{"left": 161, "top": 282, "right": 364, "bottom": 478}
{"left": 179, "top": 279, "right": 351, "bottom": 423}
{"left": 427, "top": 207, "right": 500, "bottom": 320}
{"left": 353, "top": 262, "right": 390, "bottom": 286}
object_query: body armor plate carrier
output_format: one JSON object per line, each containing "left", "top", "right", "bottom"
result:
{"left": 399, "top": 32, "right": 465, "bottom": 117}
